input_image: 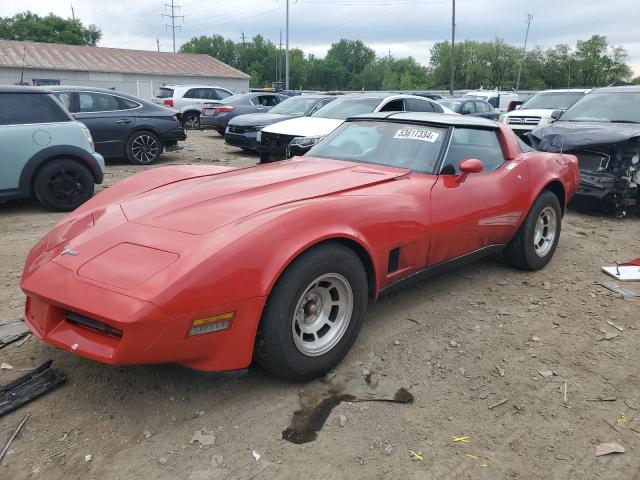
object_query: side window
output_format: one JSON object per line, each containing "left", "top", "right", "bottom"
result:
{"left": 215, "top": 89, "right": 233, "bottom": 100}
{"left": 309, "top": 98, "right": 333, "bottom": 114}
{"left": 461, "top": 102, "right": 475, "bottom": 114}
{"left": 406, "top": 98, "right": 435, "bottom": 112}
{"left": 184, "top": 88, "right": 201, "bottom": 99}
{"left": 78, "top": 92, "right": 120, "bottom": 112}
{"left": 440, "top": 128, "right": 506, "bottom": 175}
{"left": 0, "top": 93, "right": 70, "bottom": 125}
{"left": 379, "top": 99, "right": 404, "bottom": 112}
{"left": 202, "top": 89, "right": 217, "bottom": 100}
{"left": 265, "top": 95, "right": 279, "bottom": 106}
{"left": 115, "top": 96, "right": 140, "bottom": 110}
{"left": 477, "top": 101, "right": 490, "bottom": 112}
{"left": 53, "top": 92, "right": 73, "bottom": 112}
{"left": 487, "top": 96, "right": 499, "bottom": 108}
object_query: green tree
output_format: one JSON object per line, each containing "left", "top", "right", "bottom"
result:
{"left": 0, "top": 11, "right": 100, "bottom": 46}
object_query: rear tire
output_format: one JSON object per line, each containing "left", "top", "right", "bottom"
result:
{"left": 183, "top": 112, "right": 200, "bottom": 129}
{"left": 34, "top": 159, "right": 94, "bottom": 212}
{"left": 126, "top": 131, "right": 161, "bottom": 165}
{"left": 254, "top": 243, "right": 368, "bottom": 382}
{"left": 504, "top": 190, "right": 562, "bottom": 271}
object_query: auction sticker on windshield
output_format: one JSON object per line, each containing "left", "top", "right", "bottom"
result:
{"left": 393, "top": 127, "right": 440, "bottom": 143}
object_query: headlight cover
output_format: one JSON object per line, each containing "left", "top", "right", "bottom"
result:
{"left": 256, "top": 131, "right": 262, "bottom": 143}
{"left": 289, "top": 135, "right": 326, "bottom": 148}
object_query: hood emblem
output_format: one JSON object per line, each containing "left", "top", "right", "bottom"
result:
{"left": 61, "top": 247, "right": 79, "bottom": 256}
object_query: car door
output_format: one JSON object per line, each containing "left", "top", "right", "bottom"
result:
{"left": 428, "top": 127, "right": 530, "bottom": 265}
{"left": 73, "top": 91, "right": 138, "bottom": 158}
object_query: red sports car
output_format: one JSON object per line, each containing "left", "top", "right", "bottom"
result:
{"left": 21, "top": 113, "right": 579, "bottom": 381}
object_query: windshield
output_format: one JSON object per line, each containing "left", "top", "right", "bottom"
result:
{"left": 561, "top": 92, "right": 640, "bottom": 123}
{"left": 312, "top": 98, "right": 381, "bottom": 119}
{"left": 157, "top": 87, "right": 174, "bottom": 98}
{"left": 306, "top": 120, "right": 447, "bottom": 174}
{"left": 521, "top": 91, "right": 585, "bottom": 110}
{"left": 270, "top": 96, "right": 323, "bottom": 115}
{"left": 437, "top": 100, "right": 462, "bottom": 111}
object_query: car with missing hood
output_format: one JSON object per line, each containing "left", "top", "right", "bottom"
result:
{"left": 256, "top": 93, "right": 454, "bottom": 162}
{"left": 529, "top": 86, "right": 640, "bottom": 216}
{"left": 21, "top": 112, "right": 578, "bottom": 381}
{"left": 499, "top": 89, "right": 590, "bottom": 141}
{"left": 224, "top": 94, "right": 336, "bottom": 151}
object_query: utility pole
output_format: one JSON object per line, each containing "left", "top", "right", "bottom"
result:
{"left": 162, "top": 0, "right": 183, "bottom": 53}
{"left": 515, "top": 13, "right": 533, "bottom": 91}
{"left": 71, "top": 4, "right": 75, "bottom": 21}
{"left": 278, "top": 30, "right": 283, "bottom": 83}
{"left": 285, "top": 0, "right": 290, "bottom": 90}
{"left": 241, "top": 31, "right": 246, "bottom": 72}
{"left": 449, "top": 0, "right": 455, "bottom": 96}
{"left": 157, "top": 38, "right": 160, "bottom": 53}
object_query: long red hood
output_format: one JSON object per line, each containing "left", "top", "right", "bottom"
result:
{"left": 120, "top": 157, "right": 409, "bottom": 234}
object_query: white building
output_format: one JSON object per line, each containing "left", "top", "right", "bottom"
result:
{"left": 0, "top": 39, "right": 250, "bottom": 100}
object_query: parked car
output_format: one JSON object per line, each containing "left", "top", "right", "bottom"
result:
{"left": 201, "top": 92, "right": 287, "bottom": 135}
{"left": 50, "top": 86, "right": 186, "bottom": 165}
{"left": 464, "top": 90, "right": 520, "bottom": 112}
{"left": 0, "top": 86, "right": 104, "bottom": 211}
{"left": 436, "top": 97, "right": 499, "bottom": 119}
{"left": 154, "top": 84, "right": 235, "bottom": 129}
{"left": 256, "top": 93, "right": 454, "bottom": 162}
{"left": 21, "top": 112, "right": 578, "bottom": 381}
{"left": 224, "top": 94, "right": 336, "bottom": 151}
{"left": 499, "top": 89, "right": 590, "bottom": 140}
{"left": 411, "top": 92, "right": 444, "bottom": 100}
{"left": 529, "top": 86, "right": 640, "bottom": 217}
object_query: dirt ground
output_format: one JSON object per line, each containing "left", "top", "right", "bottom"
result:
{"left": 1, "top": 130, "right": 639, "bottom": 480}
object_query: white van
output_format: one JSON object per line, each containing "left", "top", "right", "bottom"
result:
{"left": 463, "top": 90, "right": 520, "bottom": 112}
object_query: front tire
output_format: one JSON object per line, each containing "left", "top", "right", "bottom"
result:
{"left": 34, "top": 159, "right": 94, "bottom": 211}
{"left": 504, "top": 190, "right": 562, "bottom": 271}
{"left": 126, "top": 131, "right": 161, "bottom": 165}
{"left": 254, "top": 243, "right": 368, "bottom": 382}
{"left": 183, "top": 112, "right": 200, "bottom": 129}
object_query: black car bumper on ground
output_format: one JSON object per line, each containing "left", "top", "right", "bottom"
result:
{"left": 256, "top": 131, "right": 297, "bottom": 162}
{"left": 224, "top": 126, "right": 259, "bottom": 150}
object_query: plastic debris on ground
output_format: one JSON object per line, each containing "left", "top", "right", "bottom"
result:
{"left": 598, "top": 281, "right": 638, "bottom": 298}
{"left": 595, "top": 442, "right": 625, "bottom": 456}
{"left": 0, "top": 321, "right": 29, "bottom": 349}
{"left": 407, "top": 449, "right": 423, "bottom": 461}
{"left": 0, "top": 413, "right": 30, "bottom": 464}
{"left": 602, "top": 258, "right": 640, "bottom": 281}
{"left": 0, "top": 361, "right": 66, "bottom": 417}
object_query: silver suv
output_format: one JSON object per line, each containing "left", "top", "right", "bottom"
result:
{"left": 154, "top": 85, "right": 235, "bottom": 129}
{"left": 0, "top": 86, "right": 105, "bottom": 211}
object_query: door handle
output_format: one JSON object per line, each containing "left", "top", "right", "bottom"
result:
{"left": 116, "top": 119, "right": 132, "bottom": 124}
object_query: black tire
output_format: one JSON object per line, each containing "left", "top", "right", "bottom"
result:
{"left": 33, "top": 158, "right": 95, "bottom": 212}
{"left": 504, "top": 190, "right": 562, "bottom": 271}
{"left": 259, "top": 151, "right": 270, "bottom": 163}
{"left": 183, "top": 112, "right": 200, "bottom": 130}
{"left": 254, "top": 243, "right": 368, "bottom": 382}
{"left": 215, "top": 128, "right": 226, "bottom": 136}
{"left": 126, "top": 130, "right": 161, "bottom": 165}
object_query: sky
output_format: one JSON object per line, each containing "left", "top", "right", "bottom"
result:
{"left": 1, "top": 0, "right": 638, "bottom": 76}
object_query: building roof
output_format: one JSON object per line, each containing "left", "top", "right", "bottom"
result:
{"left": 0, "top": 85, "right": 51, "bottom": 93}
{"left": 0, "top": 40, "right": 250, "bottom": 79}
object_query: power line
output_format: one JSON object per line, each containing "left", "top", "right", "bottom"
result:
{"left": 162, "top": 0, "right": 184, "bottom": 53}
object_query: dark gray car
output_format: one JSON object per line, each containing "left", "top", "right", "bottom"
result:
{"left": 436, "top": 97, "right": 499, "bottom": 120}
{"left": 49, "top": 86, "right": 186, "bottom": 165}
{"left": 200, "top": 92, "right": 287, "bottom": 135}
{"left": 224, "top": 95, "right": 336, "bottom": 151}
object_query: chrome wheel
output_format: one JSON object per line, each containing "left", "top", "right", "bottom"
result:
{"left": 131, "top": 134, "right": 159, "bottom": 164}
{"left": 292, "top": 273, "right": 353, "bottom": 357}
{"left": 533, "top": 206, "right": 557, "bottom": 257}
{"left": 184, "top": 114, "right": 200, "bottom": 129}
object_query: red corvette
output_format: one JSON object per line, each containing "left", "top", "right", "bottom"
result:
{"left": 21, "top": 113, "right": 579, "bottom": 381}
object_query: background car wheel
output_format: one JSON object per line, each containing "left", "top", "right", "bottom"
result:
{"left": 126, "top": 131, "right": 161, "bottom": 165}
{"left": 34, "top": 159, "right": 94, "bottom": 212}
{"left": 504, "top": 190, "right": 562, "bottom": 271}
{"left": 183, "top": 112, "right": 200, "bottom": 130}
{"left": 254, "top": 243, "right": 368, "bottom": 382}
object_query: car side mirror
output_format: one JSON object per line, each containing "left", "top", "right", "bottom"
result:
{"left": 550, "top": 110, "right": 563, "bottom": 120}
{"left": 456, "top": 158, "right": 484, "bottom": 183}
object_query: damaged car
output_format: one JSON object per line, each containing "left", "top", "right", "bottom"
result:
{"left": 529, "top": 86, "right": 640, "bottom": 216}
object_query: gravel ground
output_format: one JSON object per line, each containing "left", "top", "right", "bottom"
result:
{"left": 1, "top": 130, "right": 639, "bottom": 480}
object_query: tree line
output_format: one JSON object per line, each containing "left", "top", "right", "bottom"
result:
{"left": 182, "top": 34, "right": 636, "bottom": 91}
{"left": 1, "top": 12, "right": 636, "bottom": 90}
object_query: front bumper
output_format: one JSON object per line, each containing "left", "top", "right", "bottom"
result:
{"left": 22, "top": 260, "right": 266, "bottom": 372}
{"left": 159, "top": 125, "right": 187, "bottom": 143}
{"left": 224, "top": 129, "right": 258, "bottom": 149}
{"left": 256, "top": 131, "right": 297, "bottom": 161}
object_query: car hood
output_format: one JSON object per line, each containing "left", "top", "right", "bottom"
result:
{"left": 229, "top": 112, "right": 297, "bottom": 127}
{"left": 529, "top": 121, "right": 640, "bottom": 151}
{"left": 261, "top": 117, "right": 344, "bottom": 137}
{"left": 120, "top": 158, "right": 409, "bottom": 234}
